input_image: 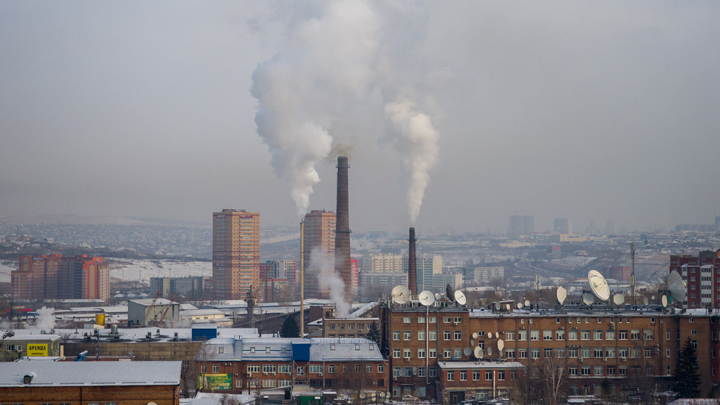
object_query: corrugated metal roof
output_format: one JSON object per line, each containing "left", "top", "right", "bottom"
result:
{"left": 0, "top": 361, "right": 181, "bottom": 387}
{"left": 195, "top": 337, "right": 383, "bottom": 362}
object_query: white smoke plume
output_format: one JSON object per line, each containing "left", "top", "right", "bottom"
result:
{"left": 385, "top": 99, "right": 439, "bottom": 225}
{"left": 32, "top": 306, "right": 55, "bottom": 331}
{"left": 309, "top": 247, "right": 350, "bottom": 318}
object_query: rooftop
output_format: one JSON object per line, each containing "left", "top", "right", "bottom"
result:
{"left": 0, "top": 361, "right": 181, "bottom": 387}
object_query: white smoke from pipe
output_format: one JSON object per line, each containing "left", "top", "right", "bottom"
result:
{"left": 385, "top": 99, "right": 439, "bottom": 225}
{"left": 251, "top": 0, "right": 381, "bottom": 218}
{"left": 309, "top": 247, "right": 350, "bottom": 318}
{"left": 32, "top": 306, "right": 56, "bottom": 331}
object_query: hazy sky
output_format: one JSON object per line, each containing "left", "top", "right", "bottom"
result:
{"left": 1, "top": 1, "right": 719, "bottom": 234}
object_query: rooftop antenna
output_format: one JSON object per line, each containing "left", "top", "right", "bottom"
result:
{"left": 556, "top": 286, "right": 567, "bottom": 306}
{"left": 391, "top": 285, "right": 411, "bottom": 305}
{"left": 631, "top": 242, "right": 636, "bottom": 305}
{"left": 418, "top": 290, "right": 434, "bottom": 386}
{"left": 668, "top": 270, "right": 685, "bottom": 308}
{"left": 588, "top": 270, "right": 611, "bottom": 302}
{"left": 454, "top": 290, "right": 467, "bottom": 306}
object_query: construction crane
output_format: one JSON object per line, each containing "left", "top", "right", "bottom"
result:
{"left": 140, "top": 292, "right": 162, "bottom": 327}
{"left": 152, "top": 300, "right": 175, "bottom": 327}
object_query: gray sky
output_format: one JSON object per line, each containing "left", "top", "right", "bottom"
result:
{"left": 1, "top": 1, "right": 719, "bottom": 234}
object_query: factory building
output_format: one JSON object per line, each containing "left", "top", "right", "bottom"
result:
{"left": 0, "top": 361, "right": 181, "bottom": 405}
{"left": 128, "top": 298, "right": 181, "bottom": 327}
{"left": 194, "top": 337, "right": 388, "bottom": 394}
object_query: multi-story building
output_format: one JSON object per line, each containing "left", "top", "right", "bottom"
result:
{"left": 150, "top": 276, "right": 204, "bottom": 299}
{"left": 194, "top": 337, "right": 388, "bottom": 394}
{"left": 212, "top": 209, "right": 260, "bottom": 301}
{"left": 508, "top": 215, "right": 533, "bottom": 238}
{"left": 11, "top": 255, "right": 109, "bottom": 301}
{"left": 362, "top": 254, "right": 405, "bottom": 273}
{"left": 323, "top": 318, "right": 379, "bottom": 338}
{"left": 303, "top": 210, "right": 336, "bottom": 299}
{"left": 669, "top": 250, "right": 720, "bottom": 308}
{"left": 554, "top": 218, "right": 572, "bottom": 235}
{"left": 605, "top": 266, "right": 631, "bottom": 282}
{"left": 472, "top": 266, "right": 505, "bottom": 283}
{"left": 384, "top": 302, "right": 718, "bottom": 403}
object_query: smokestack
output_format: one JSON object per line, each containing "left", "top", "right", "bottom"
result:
{"left": 408, "top": 227, "right": 417, "bottom": 298}
{"left": 334, "top": 156, "right": 352, "bottom": 303}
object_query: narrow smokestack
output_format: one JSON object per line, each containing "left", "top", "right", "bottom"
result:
{"left": 334, "top": 156, "right": 352, "bottom": 303}
{"left": 408, "top": 227, "right": 417, "bottom": 298}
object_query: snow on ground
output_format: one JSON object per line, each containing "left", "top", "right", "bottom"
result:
{"left": 109, "top": 259, "right": 211, "bottom": 284}
{"left": 0, "top": 260, "right": 15, "bottom": 282}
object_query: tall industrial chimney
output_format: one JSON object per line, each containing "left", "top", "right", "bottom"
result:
{"left": 408, "top": 227, "right": 417, "bottom": 298}
{"left": 334, "top": 156, "right": 352, "bottom": 303}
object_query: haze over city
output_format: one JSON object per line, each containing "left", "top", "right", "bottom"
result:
{"left": 1, "top": 1, "right": 719, "bottom": 233}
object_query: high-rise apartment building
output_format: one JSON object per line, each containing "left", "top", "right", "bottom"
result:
{"left": 670, "top": 250, "right": 720, "bottom": 308}
{"left": 302, "top": 209, "right": 336, "bottom": 298}
{"left": 212, "top": 209, "right": 260, "bottom": 301}
{"left": 11, "top": 255, "right": 109, "bottom": 301}
{"left": 553, "top": 218, "right": 572, "bottom": 234}
{"left": 507, "top": 215, "right": 533, "bottom": 237}
{"left": 361, "top": 254, "right": 405, "bottom": 273}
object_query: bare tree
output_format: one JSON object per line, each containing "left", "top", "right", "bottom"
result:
{"left": 196, "top": 341, "right": 217, "bottom": 392}
{"left": 539, "top": 354, "right": 568, "bottom": 405}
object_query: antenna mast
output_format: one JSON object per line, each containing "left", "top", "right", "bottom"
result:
{"left": 631, "top": 242, "right": 636, "bottom": 305}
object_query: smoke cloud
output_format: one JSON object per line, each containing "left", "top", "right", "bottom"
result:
{"left": 250, "top": 0, "right": 440, "bottom": 222}
{"left": 32, "top": 306, "right": 55, "bottom": 331}
{"left": 385, "top": 99, "right": 439, "bottom": 224}
{"left": 309, "top": 247, "right": 350, "bottom": 318}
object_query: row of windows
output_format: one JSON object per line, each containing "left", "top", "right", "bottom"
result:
{"left": 328, "top": 323, "right": 368, "bottom": 331}
{"left": 446, "top": 370, "right": 515, "bottom": 381}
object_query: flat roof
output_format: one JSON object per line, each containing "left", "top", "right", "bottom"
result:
{"left": 0, "top": 361, "right": 181, "bottom": 387}
{"left": 437, "top": 360, "right": 525, "bottom": 370}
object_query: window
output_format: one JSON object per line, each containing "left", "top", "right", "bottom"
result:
{"left": 429, "top": 349, "right": 437, "bottom": 358}
{"left": 606, "top": 331, "right": 615, "bottom": 340}
{"left": 473, "top": 370, "right": 481, "bottom": 380}
{"left": 248, "top": 365, "right": 261, "bottom": 373}
{"left": 581, "top": 348, "right": 590, "bottom": 359}
{"left": 212, "top": 365, "right": 219, "bottom": 373}
{"left": 581, "top": 330, "right": 590, "bottom": 340}
{"left": 543, "top": 330, "right": 553, "bottom": 340}
{"left": 556, "top": 348, "right": 565, "bottom": 358}
{"left": 329, "top": 365, "right": 336, "bottom": 373}
{"left": 498, "top": 371, "right": 505, "bottom": 380}
{"left": 619, "top": 330, "right": 628, "bottom": 340}
{"left": 393, "top": 349, "right": 401, "bottom": 358}
{"left": 330, "top": 344, "right": 336, "bottom": 351}
{"left": 355, "top": 365, "right": 361, "bottom": 373}
{"left": 568, "top": 348, "right": 578, "bottom": 358}
{"left": 403, "top": 317, "right": 411, "bottom": 323}
{"left": 403, "top": 349, "right": 411, "bottom": 359}
{"left": 393, "top": 331, "right": 400, "bottom": 341}
{"left": 454, "top": 317, "right": 462, "bottom": 324}
{"left": 418, "top": 317, "right": 425, "bottom": 323}
{"left": 429, "top": 367, "right": 437, "bottom": 377}
{"left": 486, "top": 370, "right": 493, "bottom": 380}
{"left": 631, "top": 330, "right": 640, "bottom": 340}
{"left": 404, "top": 331, "right": 411, "bottom": 340}
{"left": 297, "top": 367, "right": 305, "bottom": 375}
{"left": 262, "top": 379, "right": 277, "bottom": 388}
{"left": 569, "top": 366, "right": 578, "bottom": 376}
{"left": 218, "top": 347, "right": 224, "bottom": 354}
{"left": 447, "top": 371, "right": 455, "bottom": 381}
{"left": 460, "top": 371, "right": 467, "bottom": 381}
{"left": 645, "top": 348, "right": 653, "bottom": 358}
{"left": 455, "top": 349, "right": 462, "bottom": 358}
{"left": 367, "top": 365, "right": 373, "bottom": 374}
{"left": 530, "top": 331, "right": 539, "bottom": 341}
{"left": 443, "top": 331, "right": 452, "bottom": 340}
{"left": 644, "top": 330, "right": 654, "bottom": 340}
{"left": 606, "top": 347, "right": 615, "bottom": 358}
{"left": 429, "top": 331, "right": 437, "bottom": 341}
{"left": 544, "top": 348, "right": 553, "bottom": 358}
{"left": 511, "top": 370, "right": 518, "bottom": 380}
{"left": 594, "top": 330, "right": 603, "bottom": 340}
{"left": 568, "top": 330, "right": 578, "bottom": 340}
{"left": 631, "top": 348, "right": 640, "bottom": 359}
{"left": 454, "top": 331, "right": 462, "bottom": 340}
{"left": 667, "top": 348, "right": 671, "bottom": 358}
{"left": 519, "top": 331, "right": 527, "bottom": 341}
{"left": 691, "top": 329, "right": 698, "bottom": 335}
{"left": 418, "top": 349, "right": 426, "bottom": 358}
{"left": 619, "top": 366, "right": 627, "bottom": 376}
{"left": 429, "top": 317, "right": 436, "bottom": 323}
{"left": 531, "top": 349, "right": 540, "bottom": 359}
{"left": 581, "top": 366, "right": 590, "bottom": 376}
{"left": 506, "top": 331, "right": 515, "bottom": 341}
{"left": 595, "top": 366, "right": 603, "bottom": 376}
{"left": 279, "top": 365, "right": 291, "bottom": 374}
{"left": 236, "top": 379, "right": 243, "bottom": 388}
{"left": 506, "top": 348, "right": 515, "bottom": 358}
{"left": 598, "top": 317, "right": 603, "bottom": 323}
{"left": 418, "top": 367, "right": 425, "bottom": 377}
{"left": 443, "top": 349, "right": 451, "bottom": 358}
{"left": 309, "top": 365, "right": 323, "bottom": 373}
{"left": 594, "top": 348, "right": 603, "bottom": 358}
{"left": 378, "top": 365, "right": 384, "bottom": 373}
{"left": 519, "top": 349, "right": 527, "bottom": 359}
{"left": 418, "top": 331, "right": 426, "bottom": 341}
{"left": 556, "top": 330, "right": 565, "bottom": 340}
{"left": 444, "top": 317, "right": 451, "bottom": 323}
{"left": 264, "top": 365, "right": 278, "bottom": 373}
{"left": 619, "top": 348, "right": 628, "bottom": 358}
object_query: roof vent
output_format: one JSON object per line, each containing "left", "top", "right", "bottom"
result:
{"left": 23, "top": 372, "right": 36, "bottom": 384}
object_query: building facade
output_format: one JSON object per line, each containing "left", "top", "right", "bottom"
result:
{"left": 303, "top": 210, "right": 336, "bottom": 299}
{"left": 554, "top": 218, "right": 572, "bottom": 235}
{"left": 11, "top": 255, "right": 109, "bottom": 301}
{"left": 194, "top": 337, "right": 388, "bottom": 394}
{"left": 670, "top": 250, "right": 720, "bottom": 308}
{"left": 212, "top": 209, "right": 260, "bottom": 300}
{"left": 508, "top": 215, "right": 534, "bottom": 238}
{"left": 151, "top": 276, "right": 204, "bottom": 299}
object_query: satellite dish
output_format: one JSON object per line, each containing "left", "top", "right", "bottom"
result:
{"left": 419, "top": 291, "right": 435, "bottom": 306}
{"left": 662, "top": 295, "right": 668, "bottom": 307}
{"left": 487, "top": 332, "right": 493, "bottom": 339}
{"left": 643, "top": 296, "right": 649, "bottom": 305}
{"left": 652, "top": 295, "right": 656, "bottom": 300}
{"left": 613, "top": 293, "right": 625, "bottom": 306}
{"left": 517, "top": 302, "right": 523, "bottom": 309}
{"left": 455, "top": 291, "right": 467, "bottom": 305}
{"left": 463, "top": 347, "right": 472, "bottom": 357}
{"left": 446, "top": 284, "right": 455, "bottom": 302}
{"left": 487, "top": 347, "right": 493, "bottom": 356}
{"left": 506, "top": 303, "right": 511, "bottom": 311}
{"left": 434, "top": 293, "right": 442, "bottom": 302}
{"left": 472, "top": 332, "right": 478, "bottom": 339}
{"left": 557, "top": 286, "right": 567, "bottom": 305}
{"left": 668, "top": 270, "right": 686, "bottom": 303}
{"left": 470, "top": 340, "right": 475, "bottom": 346}
{"left": 412, "top": 367, "right": 417, "bottom": 376}
{"left": 524, "top": 300, "right": 530, "bottom": 307}
{"left": 588, "top": 270, "right": 611, "bottom": 301}
{"left": 497, "top": 339, "right": 504, "bottom": 351}
{"left": 583, "top": 293, "right": 594, "bottom": 305}
{"left": 474, "top": 346, "right": 482, "bottom": 359}
{"left": 391, "top": 285, "right": 411, "bottom": 304}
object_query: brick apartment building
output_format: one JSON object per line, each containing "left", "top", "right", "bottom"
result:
{"left": 670, "top": 250, "right": 720, "bottom": 308}
{"left": 11, "top": 254, "right": 110, "bottom": 301}
{"left": 383, "top": 303, "right": 719, "bottom": 403}
{"left": 195, "top": 337, "right": 388, "bottom": 394}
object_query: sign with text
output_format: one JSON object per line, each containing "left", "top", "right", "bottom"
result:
{"left": 198, "top": 373, "right": 232, "bottom": 391}
{"left": 27, "top": 343, "right": 48, "bottom": 357}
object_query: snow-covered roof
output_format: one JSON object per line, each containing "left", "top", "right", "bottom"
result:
{"left": 0, "top": 361, "right": 181, "bottom": 387}
{"left": 437, "top": 360, "right": 525, "bottom": 370}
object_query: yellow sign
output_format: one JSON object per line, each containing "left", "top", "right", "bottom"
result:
{"left": 27, "top": 343, "right": 48, "bottom": 357}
